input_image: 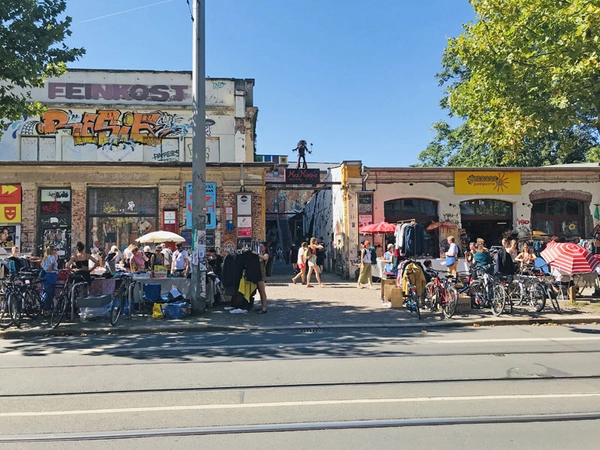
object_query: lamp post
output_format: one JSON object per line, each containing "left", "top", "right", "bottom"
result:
{"left": 190, "top": 0, "right": 207, "bottom": 313}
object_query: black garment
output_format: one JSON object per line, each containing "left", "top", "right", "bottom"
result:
{"left": 290, "top": 245, "right": 299, "bottom": 266}
{"left": 403, "top": 223, "right": 425, "bottom": 257}
{"left": 144, "top": 251, "right": 154, "bottom": 270}
{"left": 316, "top": 246, "right": 325, "bottom": 266}
{"left": 207, "top": 254, "right": 223, "bottom": 278}
{"left": 495, "top": 248, "right": 515, "bottom": 276}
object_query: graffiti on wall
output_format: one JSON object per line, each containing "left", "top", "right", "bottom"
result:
{"left": 34, "top": 109, "right": 191, "bottom": 150}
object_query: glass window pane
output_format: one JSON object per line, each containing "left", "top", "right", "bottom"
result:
{"left": 548, "top": 200, "right": 563, "bottom": 215}
{"left": 460, "top": 201, "right": 476, "bottom": 216}
{"left": 494, "top": 201, "right": 511, "bottom": 216}
{"left": 561, "top": 221, "right": 579, "bottom": 236}
{"left": 477, "top": 200, "right": 494, "bottom": 216}
{"left": 402, "top": 199, "right": 419, "bottom": 215}
{"left": 532, "top": 220, "right": 554, "bottom": 235}
{"left": 565, "top": 200, "right": 580, "bottom": 215}
{"left": 384, "top": 200, "right": 400, "bottom": 217}
{"left": 532, "top": 202, "right": 546, "bottom": 214}
{"left": 420, "top": 200, "right": 437, "bottom": 216}
{"left": 88, "top": 188, "right": 157, "bottom": 216}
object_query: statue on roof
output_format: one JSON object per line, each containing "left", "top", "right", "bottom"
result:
{"left": 292, "top": 140, "right": 312, "bottom": 169}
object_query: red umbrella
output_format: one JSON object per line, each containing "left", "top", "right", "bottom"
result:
{"left": 359, "top": 221, "right": 396, "bottom": 234}
{"left": 540, "top": 242, "right": 600, "bottom": 274}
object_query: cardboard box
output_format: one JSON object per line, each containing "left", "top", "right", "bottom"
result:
{"left": 381, "top": 278, "right": 396, "bottom": 299}
{"left": 456, "top": 294, "right": 471, "bottom": 313}
{"left": 390, "top": 288, "right": 405, "bottom": 308}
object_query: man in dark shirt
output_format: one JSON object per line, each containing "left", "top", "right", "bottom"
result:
{"left": 289, "top": 243, "right": 299, "bottom": 273}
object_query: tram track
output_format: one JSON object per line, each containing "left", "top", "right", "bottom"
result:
{"left": 1, "top": 373, "right": 600, "bottom": 400}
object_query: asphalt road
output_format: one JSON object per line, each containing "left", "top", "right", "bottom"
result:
{"left": 1, "top": 324, "right": 599, "bottom": 448}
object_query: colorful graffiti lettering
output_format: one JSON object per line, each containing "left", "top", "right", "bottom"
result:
{"left": 35, "top": 109, "right": 190, "bottom": 148}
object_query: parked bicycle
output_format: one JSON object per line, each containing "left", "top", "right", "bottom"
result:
{"left": 50, "top": 272, "right": 89, "bottom": 329}
{"left": 110, "top": 272, "right": 136, "bottom": 326}
{"left": 0, "top": 272, "right": 44, "bottom": 328}
{"left": 423, "top": 269, "right": 458, "bottom": 319}
{"left": 468, "top": 264, "right": 507, "bottom": 316}
{"left": 403, "top": 268, "right": 421, "bottom": 320}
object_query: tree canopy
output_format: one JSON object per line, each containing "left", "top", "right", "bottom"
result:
{"left": 0, "top": 0, "right": 84, "bottom": 137}
{"left": 418, "top": 0, "right": 600, "bottom": 167}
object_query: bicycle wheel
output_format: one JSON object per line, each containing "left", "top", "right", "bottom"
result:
{"left": 411, "top": 290, "right": 421, "bottom": 320}
{"left": 441, "top": 287, "right": 457, "bottom": 319}
{"left": 110, "top": 290, "right": 125, "bottom": 327}
{"left": 528, "top": 283, "right": 546, "bottom": 312}
{"left": 50, "top": 290, "right": 68, "bottom": 329}
{"left": 7, "top": 292, "right": 22, "bottom": 328}
{"left": 509, "top": 281, "right": 525, "bottom": 306}
{"left": 24, "top": 288, "right": 42, "bottom": 320}
{"left": 0, "top": 294, "right": 13, "bottom": 329}
{"left": 423, "top": 281, "right": 435, "bottom": 311}
{"left": 491, "top": 285, "right": 507, "bottom": 316}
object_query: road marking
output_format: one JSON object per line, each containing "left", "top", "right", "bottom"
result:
{"left": 2, "top": 392, "right": 599, "bottom": 417}
{"left": 429, "top": 337, "right": 600, "bottom": 344}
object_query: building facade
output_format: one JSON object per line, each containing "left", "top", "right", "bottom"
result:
{"left": 0, "top": 69, "right": 265, "bottom": 258}
{"left": 311, "top": 163, "right": 600, "bottom": 278}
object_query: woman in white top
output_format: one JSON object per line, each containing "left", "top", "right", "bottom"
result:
{"left": 291, "top": 242, "right": 308, "bottom": 285}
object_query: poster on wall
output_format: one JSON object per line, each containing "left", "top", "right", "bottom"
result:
{"left": 237, "top": 216, "right": 252, "bottom": 237}
{"left": 237, "top": 194, "right": 252, "bottom": 216}
{"left": 0, "top": 185, "right": 22, "bottom": 223}
{"left": 186, "top": 182, "right": 217, "bottom": 230}
{"left": 0, "top": 225, "right": 19, "bottom": 250}
{"left": 42, "top": 228, "right": 68, "bottom": 256}
{"left": 357, "top": 193, "right": 373, "bottom": 214}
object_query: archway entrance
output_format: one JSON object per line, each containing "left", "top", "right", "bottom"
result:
{"left": 460, "top": 199, "right": 513, "bottom": 247}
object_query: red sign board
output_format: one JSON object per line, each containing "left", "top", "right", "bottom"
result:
{"left": 0, "top": 185, "right": 21, "bottom": 204}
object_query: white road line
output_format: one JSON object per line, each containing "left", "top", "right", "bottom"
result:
{"left": 2, "top": 392, "right": 599, "bottom": 418}
{"left": 429, "top": 337, "right": 600, "bottom": 344}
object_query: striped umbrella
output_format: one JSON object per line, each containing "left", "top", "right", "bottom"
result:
{"left": 540, "top": 242, "right": 600, "bottom": 275}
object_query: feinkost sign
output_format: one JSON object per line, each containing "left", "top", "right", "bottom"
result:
{"left": 454, "top": 171, "right": 521, "bottom": 195}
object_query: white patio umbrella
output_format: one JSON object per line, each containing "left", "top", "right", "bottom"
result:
{"left": 136, "top": 230, "right": 185, "bottom": 244}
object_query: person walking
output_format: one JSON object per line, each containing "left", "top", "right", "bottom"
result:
{"left": 357, "top": 240, "right": 374, "bottom": 289}
{"left": 291, "top": 241, "right": 308, "bottom": 285}
{"left": 316, "top": 237, "right": 326, "bottom": 274}
{"left": 289, "top": 243, "right": 299, "bottom": 273}
{"left": 445, "top": 235, "right": 460, "bottom": 277}
{"left": 305, "top": 237, "right": 324, "bottom": 287}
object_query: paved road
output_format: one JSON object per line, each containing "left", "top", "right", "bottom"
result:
{"left": 1, "top": 323, "right": 599, "bottom": 448}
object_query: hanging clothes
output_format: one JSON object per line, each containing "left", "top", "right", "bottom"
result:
{"left": 404, "top": 223, "right": 425, "bottom": 257}
{"left": 400, "top": 261, "right": 427, "bottom": 297}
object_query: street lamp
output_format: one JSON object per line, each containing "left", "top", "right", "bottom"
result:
{"left": 190, "top": 0, "right": 207, "bottom": 313}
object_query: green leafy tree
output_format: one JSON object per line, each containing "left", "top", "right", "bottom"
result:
{"left": 420, "top": 0, "right": 600, "bottom": 166}
{"left": 0, "top": 0, "right": 84, "bottom": 137}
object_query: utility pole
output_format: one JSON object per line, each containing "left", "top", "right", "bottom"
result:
{"left": 191, "top": 0, "right": 206, "bottom": 313}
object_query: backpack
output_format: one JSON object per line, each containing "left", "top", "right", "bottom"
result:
{"left": 456, "top": 245, "right": 463, "bottom": 257}
{"left": 369, "top": 246, "right": 377, "bottom": 265}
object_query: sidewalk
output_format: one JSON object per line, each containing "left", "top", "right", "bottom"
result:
{"left": 2, "top": 262, "right": 600, "bottom": 338}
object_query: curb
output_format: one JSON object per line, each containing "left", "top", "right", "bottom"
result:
{"left": 2, "top": 315, "right": 599, "bottom": 339}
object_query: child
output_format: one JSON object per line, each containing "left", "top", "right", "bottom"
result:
{"left": 423, "top": 259, "right": 436, "bottom": 283}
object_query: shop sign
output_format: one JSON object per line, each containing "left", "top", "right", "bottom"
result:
{"left": 237, "top": 216, "right": 252, "bottom": 237}
{"left": 0, "top": 185, "right": 21, "bottom": 223}
{"left": 185, "top": 182, "right": 217, "bottom": 230}
{"left": 358, "top": 193, "right": 373, "bottom": 214}
{"left": 40, "top": 189, "right": 71, "bottom": 202}
{"left": 237, "top": 194, "right": 252, "bottom": 216}
{"left": 454, "top": 171, "right": 521, "bottom": 195}
{"left": 285, "top": 169, "right": 320, "bottom": 184}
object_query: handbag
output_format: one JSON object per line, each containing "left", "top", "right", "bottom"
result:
{"left": 445, "top": 255, "right": 456, "bottom": 267}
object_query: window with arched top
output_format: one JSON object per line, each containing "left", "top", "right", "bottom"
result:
{"left": 531, "top": 199, "right": 584, "bottom": 238}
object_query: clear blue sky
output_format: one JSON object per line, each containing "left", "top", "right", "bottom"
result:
{"left": 63, "top": 0, "right": 474, "bottom": 167}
